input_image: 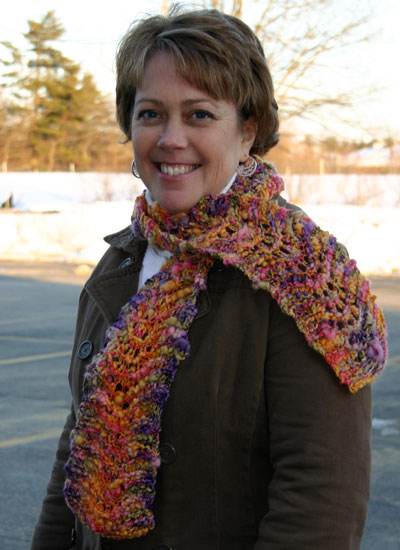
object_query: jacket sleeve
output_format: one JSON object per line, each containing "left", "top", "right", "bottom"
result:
{"left": 255, "top": 299, "right": 372, "bottom": 550}
{"left": 31, "top": 406, "right": 76, "bottom": 550}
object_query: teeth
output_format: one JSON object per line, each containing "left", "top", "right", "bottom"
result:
{"left": 160, "top": 163, "right": 198, "bottom": 176}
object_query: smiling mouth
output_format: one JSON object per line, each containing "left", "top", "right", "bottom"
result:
{"left": 158, "top": 163, "right": 200, "bottom": 176}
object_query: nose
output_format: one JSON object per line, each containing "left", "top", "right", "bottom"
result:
{"left": 157, "top": 119, "right": 187, "bottom": 150}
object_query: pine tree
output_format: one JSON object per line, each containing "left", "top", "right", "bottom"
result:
{"left": 22, "top": 12, "right": 80, "bottom": 169}
{"left": 19, "top": 11, "right": 124, "bottom": 171}
{"left": 0, "top": 41, "right": 26, "bottom": 170}
{"left": 1, "top": 11, "right": 130, "bottom": 172}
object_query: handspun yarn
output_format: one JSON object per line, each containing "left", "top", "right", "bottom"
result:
{"left": 64, "top": 159, "right": 386, "bottom": 539}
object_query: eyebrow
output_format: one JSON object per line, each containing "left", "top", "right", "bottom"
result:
{"left": 134, "top": 98, "right": 218, "bottom": 108}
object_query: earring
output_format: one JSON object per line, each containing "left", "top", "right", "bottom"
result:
{"left": 131, "top": 159, "right": 141, "bottom": 178}
{"left": 237, "top": 156, "right": 257, "bottom": 177}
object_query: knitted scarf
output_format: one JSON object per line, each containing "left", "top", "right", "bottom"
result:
{"left": 64, "top": 159, "right": 386, "bottom": 539}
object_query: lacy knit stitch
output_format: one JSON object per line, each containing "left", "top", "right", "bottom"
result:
{"left": 64, "top": 159, "right": 386, "bottom": 540}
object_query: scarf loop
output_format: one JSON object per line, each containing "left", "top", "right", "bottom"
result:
{"left": 64, "top": 159, "right": 386, "bottom": 539}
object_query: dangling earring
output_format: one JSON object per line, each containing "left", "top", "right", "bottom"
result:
{"left": 237, "top": 156, "right": 257, "bottom": 177}
{"left": 131, "top": 159, "right": 141, "bottom": 178}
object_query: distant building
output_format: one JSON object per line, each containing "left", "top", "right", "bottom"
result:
{"left": 343, "top": 143, "right": 400, "bottom": 169}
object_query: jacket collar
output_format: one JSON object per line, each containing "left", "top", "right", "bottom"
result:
{"left": 103, "top": 225, "right": 146, "bottom": 257}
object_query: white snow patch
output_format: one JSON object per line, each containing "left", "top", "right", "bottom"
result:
{"left": 0, "top": 173, "right": 399, "bottom": 275}
{"left": 0, "top": 202, "right": 135, "bottom": 265}
{"left": 372, "top": 418, "right": 400, "bottom": 436}
{"left": 298, "top": 204, "right": 400, "bottom": 276}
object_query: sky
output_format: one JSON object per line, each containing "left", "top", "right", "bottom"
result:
{"left": 1, "top": 0, "right": 400, "bottom": 141}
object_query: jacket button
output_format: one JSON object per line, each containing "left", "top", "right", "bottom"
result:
{"left": 118, "top": 257, "right": 133, "bottom": 268}
{"left": 77, "top": 340, "right": 94, "bottom": 360}
{"left": 159, "top": 443, "right": 176, "bottom": 465}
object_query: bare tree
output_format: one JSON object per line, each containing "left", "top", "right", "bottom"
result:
{"left": 201, "top": 0, "right": 375, "bottom": 132}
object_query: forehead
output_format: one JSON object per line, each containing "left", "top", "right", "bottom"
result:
{"left": 135, "top": 52, "right": 216, "bottom": 103}
{"left": 138, "top": 52, "right": 194, "bottom": 89}
{"left": 137, "top": 50, "right": 231, "bottom": 102}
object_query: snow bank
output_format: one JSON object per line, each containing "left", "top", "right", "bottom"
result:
{"left": 283, "top": 173, "right": 400, "bottom": 208}
{"left": 0, "top": 172, "right": 144, "bottom": 211}
{"left": 0, "top": 202, "right": 134, "bottom": 265}
{"left": 297, "top": 204, "right": 399, "bottom": 276}
{"left": 2, "top": 172, "right": 400, "bottom": 210}
{"left": 0, "top": 173, "right": 399, "bottom": 276}
{"left": 1, "top": 201, "right": 398, "bottom": 276}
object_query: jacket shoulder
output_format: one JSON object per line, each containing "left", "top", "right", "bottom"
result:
{"left": 273, "top": 194, "right": 304, "bottom": 214}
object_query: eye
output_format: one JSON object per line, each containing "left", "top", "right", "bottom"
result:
{"left": 136, "top": 109, "right": 159, "bottom": 120}
{"left": 191, "top": 109, "right": 214, "bottom": 120}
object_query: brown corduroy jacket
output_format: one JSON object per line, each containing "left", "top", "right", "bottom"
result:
{"left": 31, "top": 204, "right": 372, "bottom": 550}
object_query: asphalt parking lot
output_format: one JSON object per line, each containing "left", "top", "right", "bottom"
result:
{"left": 0, "top": 261, "right": 399, "bottom": 549}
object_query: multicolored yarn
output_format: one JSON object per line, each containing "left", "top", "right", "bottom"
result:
{"left": 64, "top": 158, "right": 386, "bottom": 539}
{"left": 64, "top": 255, "right": 211, "bottom": 538}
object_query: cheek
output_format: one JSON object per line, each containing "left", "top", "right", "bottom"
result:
{"left": 131, "top": 129, "right": 139, "bottom": 152}
{"left": 202, "top": 129, "right": 233, "bottom": 161}
{"left": 131, "top": 129, "right": 150, "bottom": 158}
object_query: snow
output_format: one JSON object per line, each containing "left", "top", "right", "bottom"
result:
{"left": 0, "top": 172, "right": 142, "bottom": 211}
{"left": 294, "top": 204, "right": 399, "bottom": 276}
{"left": 0, "top": 173, "right": 399, "bottom": 276}
{"left": 0, "top": 202, "right": 135, "bottom": 265}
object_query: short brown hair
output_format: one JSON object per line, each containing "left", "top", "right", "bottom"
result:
{"left": 115, "top": 6, "right": 279, "bottom": 155}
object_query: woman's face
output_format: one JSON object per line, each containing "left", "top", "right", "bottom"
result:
{"left": 131, "top": 52, "right": 256, "bottom": 214}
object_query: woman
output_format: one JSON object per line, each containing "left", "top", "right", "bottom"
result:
{"left": 32, "top": 7, "right": 386, "bottom": 550}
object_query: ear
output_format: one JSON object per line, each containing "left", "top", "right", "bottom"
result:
{"left": 240, "top": 116, "right": 258, "bottom": 162}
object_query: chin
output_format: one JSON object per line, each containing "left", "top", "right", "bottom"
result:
{"left": 156, "top": 193, "right": 199, "bottom": 215}
{"left": 161, "top": 203, "right": 194, "bottom": 215}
